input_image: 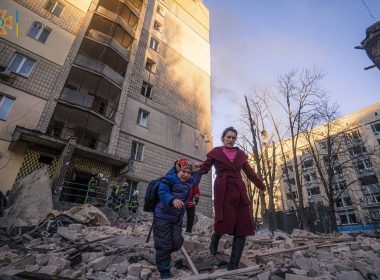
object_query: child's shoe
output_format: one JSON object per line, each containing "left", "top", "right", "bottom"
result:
{"left": 160, "top": 270, "right": 172, "bottom": 279}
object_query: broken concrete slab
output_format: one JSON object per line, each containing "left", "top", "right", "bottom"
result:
{"left": 128, "top": 263, "right": 142, "bottom": 277}
{"left": 341, "top": 270, "right": 365, "bottom": 280}
{"left": 258, "top": 271, "right": 271, "bottom": 280}
{"left": 38, "top": 264, "right": 60, "bottom": 276}
{"left": 6, "top": 166, "right": 53, "bottom": 222}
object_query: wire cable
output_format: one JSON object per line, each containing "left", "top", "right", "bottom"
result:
{"left": 360, "top": 0, "right": 377, "bottom": 21}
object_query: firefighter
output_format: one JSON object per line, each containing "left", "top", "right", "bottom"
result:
{"left": 128, "top": 190, "right": 139, "bottom": 214}
{"left": 87, "top": 175, "right": 99, "bottom": 198}
{"left": 111, "top": 182, "right": 127, "bottom": 212}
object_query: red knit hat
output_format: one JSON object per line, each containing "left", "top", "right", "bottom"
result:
{"left": 175, "top": 158, "right": 193, "bottom": 172}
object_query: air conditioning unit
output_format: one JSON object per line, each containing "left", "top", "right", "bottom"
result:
{"left": 0, "top": 67, "right": 11, "bottom": 78}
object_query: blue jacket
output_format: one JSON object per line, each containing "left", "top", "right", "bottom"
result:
{"left": 154, "top": 167, "right": 201, "bottom": 224}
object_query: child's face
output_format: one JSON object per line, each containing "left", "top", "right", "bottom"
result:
{"left": 178, "top": 168, "right": 192, "bottom": 182}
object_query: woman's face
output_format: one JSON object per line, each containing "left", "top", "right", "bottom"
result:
{"left": 223, "top": 131, "right": 237, "bottom": 148}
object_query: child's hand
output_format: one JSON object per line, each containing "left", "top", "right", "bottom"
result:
{"left": 173, "top": 199, "right": 184, "bottom": 208}
{"left": 192, "top": 163, "right": 201, "bottom": 170}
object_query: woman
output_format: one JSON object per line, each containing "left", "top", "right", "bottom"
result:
{"left": 197, "top": 127, "right": 266, "bottom": 270}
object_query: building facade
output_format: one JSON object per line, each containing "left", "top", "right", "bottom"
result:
{"left": 0, "top": 0, "right": 213, "bottom": 216}
{"left": 276, "top": 103, "right": 380, "bottom": 228}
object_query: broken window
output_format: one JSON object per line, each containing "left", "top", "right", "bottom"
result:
{"left": 47, "top": 120, "right": 64, "bottom": 137}
{"left": 137, "top": 109, "right": 149, "bottom": 127}
{"left": 141, "top": 81, "right": 153, "bottom": 98}
{"left": 131, "top": 141, "right": 144, "bottom": 161}
{"left": 153, "top": 20, "right": 162, "bottom": 32}
{"left": 145, "top": 59, "right": 157, "bottom": 73}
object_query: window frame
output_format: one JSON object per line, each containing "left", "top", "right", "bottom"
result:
{"left": 371, "top": 122, "right": 380, "bottom": 134}
{"left": 156, "top": 5, "right": 165, "bottom": 16}
{"left": 149, "top": 37, "right": 160, "bottom": 52}
{"left": 27, "top": 21, "right": 52, "bottom": 43}
{"left": 9, "top": 53, "right": 35, "bottom": 77}
{"left": 141, "top": 81, "right": 153, "bottom": 98}
{"left": 131, "top": 141, "right": 144, "bottom": 161}
{"left": 45, "top": 0, "right": 65, "bottom": 17}
{"left": 145, "top": 58, "right": 157, "bottom": 73}
{"left": 153, "top": 20, "right": 162, "bottom": 32}
{"left": 0, "top": 94, "right": 15, "bottom": 120}
{"left": 137, "top": 109, "right": 149, "bottom": 127}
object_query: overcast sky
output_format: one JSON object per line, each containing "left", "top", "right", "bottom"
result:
{"left": 203, "top": 0, "right": 380, "bottom": 146}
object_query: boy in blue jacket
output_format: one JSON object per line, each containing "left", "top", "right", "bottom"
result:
{"left": 153, "top": 158, "right": 201, "bottom": 279}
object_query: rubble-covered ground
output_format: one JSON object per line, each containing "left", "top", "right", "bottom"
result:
{"left": 1, "top": 207, "right": 380, "bottom": 280}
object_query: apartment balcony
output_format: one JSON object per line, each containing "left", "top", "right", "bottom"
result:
{"left": 47, "top": 104, "right": 113, "bottom": 154}
{"left": 95, "top": 4, "right": 137, "bottom": 38}
{"left": 74, "top": 54, "right": 124, "bottom": 87}
{"left": 59, "top": 88, "right": 117, "bottom": 121}
{"left": 87, "top": 29, "right": 130, "bottom": 61}
{"left": 120, "top": 0, "right": 142, "bottom": 17}
{"left": 59, "top": 67, "right": 121, "bottom": 122}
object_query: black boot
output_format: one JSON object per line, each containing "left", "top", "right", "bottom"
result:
{"left": 209, "top": 234, "right": 222, "bottom": 255}
{"left": 228, "top": 235, "right": 246, "bottom": 270}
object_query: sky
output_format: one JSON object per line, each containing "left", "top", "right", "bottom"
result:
{"left": 203, "top": 0, "right": 380, "bottom": 146}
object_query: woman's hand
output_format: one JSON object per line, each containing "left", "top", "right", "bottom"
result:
{"left": 173, "top": 199, "right": 184, "bottom": 208}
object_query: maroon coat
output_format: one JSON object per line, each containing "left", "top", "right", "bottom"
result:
{"left": 201, "top": 147, "right": 266, "bottom": 236}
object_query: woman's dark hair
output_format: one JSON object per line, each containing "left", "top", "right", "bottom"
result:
{"left": 221, "top": 126, "right": 238, "bottom": 142}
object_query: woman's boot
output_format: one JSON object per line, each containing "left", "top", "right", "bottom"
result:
{"left": 228, "top": 235, "right": 246, "bottom": 270}
{"left": 209, "top": 234, "right": 222, "bottom": 255}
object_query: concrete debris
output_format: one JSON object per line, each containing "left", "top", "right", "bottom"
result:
{"left": 63, "top": 203, "right": 111, "bottom": 226}
{"left": 1, "top": 202, "right": 380, "bottom": 279}
{"left": 0, "top": 166, "right": 53, "bottom": 228}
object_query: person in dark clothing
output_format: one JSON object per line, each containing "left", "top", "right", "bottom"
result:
{"left": 153, "top": 159, "right": 201, "bottom": 279}
{"left": 128, "top": 190, "right": 139, "bottom": 214}
{"left": 195, "top": 127, "right": 266, "bottom": 271}
{"left": 185, "top": 184, "right": 200, "bottom": 233}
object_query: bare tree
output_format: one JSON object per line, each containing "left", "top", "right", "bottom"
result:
{"left": 272, "top": 68, "right": 326, "bottom": 229}
{"left": 239, "top": 91, "right": 280, "bottom": 231}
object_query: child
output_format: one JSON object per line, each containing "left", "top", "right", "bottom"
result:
{"left": 185, "top": 184, "right": 200, "bottom": 233}
{"left": 153, "top": 158, "right": 201, "bottom": 279}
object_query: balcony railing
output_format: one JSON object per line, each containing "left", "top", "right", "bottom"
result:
{"left": 96, "top": 6, "right": 136, "bottom": 38}
{"left": 74, "top": 55, "right": 124, "bottom": 87}
{"left": 46, "top": 125, "right": 110, "bottom": 154}
{"left": 60, "top": 88, "right": 117, "bottom": 120}
{"left": 87, "top": 29, "right": 130, "bottom": 60}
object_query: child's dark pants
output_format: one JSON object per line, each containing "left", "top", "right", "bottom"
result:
{"left": 153, "top": 217, "right": 184, "bottom": 272}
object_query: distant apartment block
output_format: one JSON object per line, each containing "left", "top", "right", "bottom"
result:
{"left": 275, "top": 103, "right": 380, "bottom": 227}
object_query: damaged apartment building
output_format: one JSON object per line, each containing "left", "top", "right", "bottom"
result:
{"left": 0, "top": 0, "right": 212, "bottom": 216}
{"left": 276, "top": 103, "right": 380, "bottom": 231}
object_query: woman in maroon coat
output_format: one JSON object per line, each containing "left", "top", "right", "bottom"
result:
{"left": 197, "top": 127, "right": 266, "bottom": 270}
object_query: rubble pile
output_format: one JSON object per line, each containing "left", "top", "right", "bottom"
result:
{"left": 1, "top": 207, "right": 380, "bottom": 280}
